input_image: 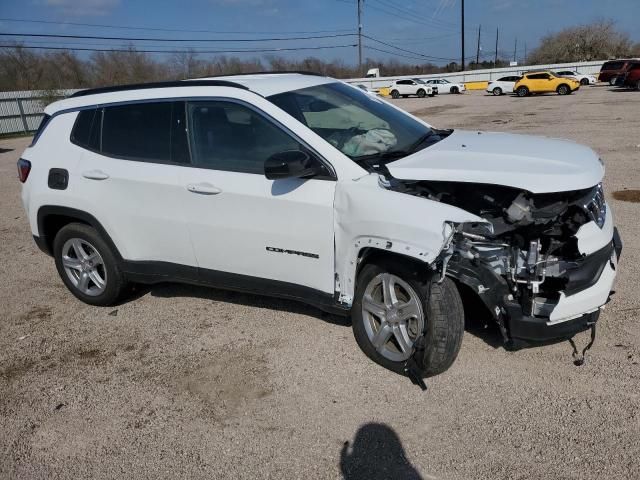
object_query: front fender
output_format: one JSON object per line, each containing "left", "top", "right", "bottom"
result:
{"left": 334, "top": 175, "right": 483, "bottom": 305}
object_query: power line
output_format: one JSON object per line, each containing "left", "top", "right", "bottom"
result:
{"left": 365, "top": 1, "right": 460, "bottom": 31}
{"left": 0, "top": 17, "right": 354, "bottom": 35}
{"left": 364, "top": 34, "right": 461, "bottom": 61}
{"left": 0, "top": 43, "right": 358, "bottom": 55}
{"left": 0, "top": 31, "right": 356, "bottom": 43}
{"left": 374, "top": 0, "right": 457, "bottom": 28}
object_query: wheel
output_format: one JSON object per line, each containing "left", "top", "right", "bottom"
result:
{"left": 417, "top": 89, "right": 426, "bottom": 98}
{"left": 53, "top": 223, "right": 127, "bottom": 306}
{"left": 609, "top": 77, "right": 617, "bottom": 86}
{"left": 450, "top": 86, "right": 459, "bottom": 94}
{"left": 351, "top": 259, "right": 464, "bottom": 377}
{"left": 580, "top": 78, "right": 589, "bottom": 86}
{"left": 391, "top": 90, "right": 400, "bottom": 99}
{"left": 636, "top": 80, "right": 640, "bottom": 91}
{"left": 516, "top": 86, "right": 529, "bottom": 97}
{"left": 557, "top": 84, "right": 569, "bottom": 95}
{"left": 492, "top": 87, "right": 502, "bottom": 96}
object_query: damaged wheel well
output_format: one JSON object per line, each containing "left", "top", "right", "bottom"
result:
{"left": 356, "top": 247, "right": 434, "bottom": 282}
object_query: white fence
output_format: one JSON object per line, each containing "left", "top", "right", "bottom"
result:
{"left": 0, "top": 89, "right": 78, "bottom": 136}
{"left": 346, "top": 60, "right": 606, "bottom": 89}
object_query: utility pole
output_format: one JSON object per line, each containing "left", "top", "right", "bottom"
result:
{"left": 460, "top": 0, "right": 465, "bottom": 71}
{"left": 357, "top": 0, "right": 363, "bottom": 73}
{"left": 524, "top": 42, "right": 527, "bottom": 65}
{"left": 494, "top": 27, "right": 499, "bottom": 67}
{"left": 475, "top": 24, "right": 481, "bottom": 68}
{"left": 513, "top": 37, "right": 517, "bottom": 63}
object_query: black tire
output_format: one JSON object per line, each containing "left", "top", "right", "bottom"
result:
{"left": 636, "top": 80, "right": 640, "bottom": 91}
{"left": 492, "top": 87, "right": 502, "bottom": 96}
{"left": 417, "top": 88, "right": 426, "bottom": 98}
{"left": 557, "top": 84, "right": 569, "bottom": 95}
{"left": 580, "top": 78, "right": 589, "bottom": 86}
{"left": 53, "top": 222, "right": 127, "bottom": 306}
{"left": 391, "top": 89, "right": 400, "bottom": 99}
{"left": 352, "top": 259, "right": 464, "bottom": 377}
{"left": 450, "top": 86, "right": 459, "bottom": 94}
{"left": 609, "top": 77, "right": 617, "bottom": 86}
{"left": 516, "top": 86, "right": 529, "bottom": 97}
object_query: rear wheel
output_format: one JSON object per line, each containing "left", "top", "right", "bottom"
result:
{"left": 516, "top": 86, "right": 529, "bottom": 97}
{"left": 609, "top": 77, "right": 617, "bottom": 86}
{"left": 352, "top": 259, "right": 464, "bottom": 377}
{"left": 557, "top": 84, "right": 570, "bottom": 95}
{"left": 417, "top": 89, "right": 426, "bottom": 98}
{"left": 492, "top": 87, "right": 502, "bottom": 96}
{"left": 391, "top": 89, "right": 400, "bottom": 99}
{"left": 450, "top": 86, "right": 459, "bottom": 94}
{"left": 636, "top": 80, "right": 640, "bottom": 91}
{"left": 580, "top": 78, "right": 589, "bottom": 86}
{"left": 53, "top": 223, "right": 127, "bottom": 306}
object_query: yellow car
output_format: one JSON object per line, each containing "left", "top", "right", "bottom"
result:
{"left": 514, "top": 71, "right": 580, "bottom": 97}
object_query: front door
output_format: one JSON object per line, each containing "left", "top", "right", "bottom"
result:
{"left": 180, "top": 100, "right": 336, "bottom": 294}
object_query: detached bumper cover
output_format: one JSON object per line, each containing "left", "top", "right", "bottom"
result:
{"left": 508, "top": 228, "right": 621, "bottom": 342}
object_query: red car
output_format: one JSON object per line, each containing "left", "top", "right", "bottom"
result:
{"left": 621, "top": 63, "right": 640, "bottom": 89}
{"left": 598, "top": 59, "right": 639, "bottom": 85}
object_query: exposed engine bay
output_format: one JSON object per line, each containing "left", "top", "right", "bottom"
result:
{"left": 381, "top": 175, "right": 615, "bottom": 346}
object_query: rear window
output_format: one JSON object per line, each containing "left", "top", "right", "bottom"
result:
{"left": 602, "top": 61, "right": 624, "bottom": 71}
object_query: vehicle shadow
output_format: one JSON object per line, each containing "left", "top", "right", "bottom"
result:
{"left": 340, "top": 423, "right": 423, "bottom": 480}
{"left": 0, "top": 147, "right": 14, "bottom": 154}
{"left": 135, "top": 282, "right": 350, "bottom": 326}
{"left": 607, "top": 88, "right": 638, "bottom": 93}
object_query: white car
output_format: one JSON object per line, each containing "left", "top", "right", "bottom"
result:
{"left": 556, "top": 70, "right": 597, "bottom": 86}
{"left": 486, "top": 75, "right": 522, "bottom": 95}
{"left": 389, "top": 79, "right": 434, "bottom": 99}
{"left": 424, "top": 78, "right": 466, "bottom": 94}
{"left": 18, "top": 73, "right": 621, "bottom": 381}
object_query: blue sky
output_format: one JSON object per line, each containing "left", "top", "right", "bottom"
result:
{"left": 0, "top": 0, "right": 639, "bottom": 65}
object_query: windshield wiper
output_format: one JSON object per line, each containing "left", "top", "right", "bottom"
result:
{"left": 406, "top": 131, "right": 436, "bottom": 154}
{"left": 352, "top": 149, "right": 409, "bottom": 165}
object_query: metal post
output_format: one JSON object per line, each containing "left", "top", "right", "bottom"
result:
{"left": 460, "top": 0, "right": 465, "bottom": 71}
{"left": 494, "top": 28, "right": 499, "bottom": 67}
{"left": 514, "top": 37, "right": 517, "bottom": 63}
{"left": 16, "top": 98, "right": 29, "bottom": 133}
{"left": 357, "top": 0, "right": 363, "bottom": 73}
{"left": 475, "top": 24, "right": 481, "bottom": 68}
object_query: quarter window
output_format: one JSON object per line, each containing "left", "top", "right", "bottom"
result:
{"left": 70, "top": 109, "right": 100, "bottom": 150}
{"left": 187, "top": 101, "right": 301, "bottom": 174}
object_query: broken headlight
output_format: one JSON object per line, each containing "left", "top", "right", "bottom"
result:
{"left": 585, "top": 183, "right": 606, "bottom": 229}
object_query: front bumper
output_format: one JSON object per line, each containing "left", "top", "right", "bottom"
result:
{"left": 508, "top": 227, "right": 622, "bottom": 342}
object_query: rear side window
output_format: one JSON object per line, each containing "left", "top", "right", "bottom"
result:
{"left": 528, "top": 73, "right": 549, "bottom": 80}
{"left": 602, "top": 61, "right": 623, "bottom": 71}
{"left": 101, "top": 101, "right": 189, "bottom": 164}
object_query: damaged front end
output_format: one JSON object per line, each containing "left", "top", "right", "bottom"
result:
{"left": 388, "top": 178, "right": 622, "bottom": 348}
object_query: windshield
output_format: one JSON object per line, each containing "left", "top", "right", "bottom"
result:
{"left": 268, "top": 82, "right": 440, "bottom": 164}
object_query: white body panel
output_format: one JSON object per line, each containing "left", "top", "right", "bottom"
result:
{"left": 424, "top": 79, "right": 466, "bottom": 94}
{"left": 391, "top": 81, "right": 433, "bottom": 97}
{"left": 387, "top": 130, "right": 604, "bottom": 193}
{"left": 486, "top": 80, "right": 516, "bottom": 94}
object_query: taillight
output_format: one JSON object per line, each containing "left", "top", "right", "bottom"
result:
{"left": 17, "top": 158, "right": 31, "bottom": 183}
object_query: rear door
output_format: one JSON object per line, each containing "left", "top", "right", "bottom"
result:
{"left": 180, "top": 99, "right": 336, "bottom": 294}
{"left": 74, "top": 101, "right": 197, "bottom": 266}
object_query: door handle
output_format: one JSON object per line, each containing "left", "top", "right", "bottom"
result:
{"left": 82, "top": 169, "right": 110, "bottom": 180}
{"left": 187, "top": 183, "right": 222, "bottom": 195}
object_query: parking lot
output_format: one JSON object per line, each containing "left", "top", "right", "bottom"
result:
{"left": 1, "top": 85, "right": 639, "bottom": 479}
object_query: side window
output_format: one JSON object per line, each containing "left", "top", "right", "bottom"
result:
{"left": 101, "top": 101, "right": 189, "bottom": 164}
{"left": 71, "top": 109, "right": 100, "bottom": 150}
{"left": 528, "top": 73, "right": 548, "bottom": 80}
{"left": 187, "top": 101, "right": 301, "bottom": 174}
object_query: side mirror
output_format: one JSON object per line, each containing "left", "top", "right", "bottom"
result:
{"left": 264, "top": 150, "right": 325, "bottom": 180}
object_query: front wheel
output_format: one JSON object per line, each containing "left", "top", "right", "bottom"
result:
{"left": 557, "top": 84, "right": 569, "bottom": 95}
{"left": 516, "top": 86, "right": 529, "bottom": 97}
{"left": 352, "top": 260, "right": 464, "bottom": 377}
{"left": 417, "top": 89, "right": 426, "bottom": 98}
{"left": 609, "top": 77, "right": 617, "bottom": 86}
{"left": 492, "top": 87, "right": 502, "bottom": 96}
{"left": 450, "top": 86, "right": 459, "bottom": 94}
{"left": 53, "top": 223, "right": 127, "bottom": 306}
{"left": 390, "top": 89, "right": 400, "bottom": 99}
{"left": 580, "top": 78, "right": 589, "bottom": 86}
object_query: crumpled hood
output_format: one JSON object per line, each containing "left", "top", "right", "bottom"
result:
{"left": 386, "top": 130, "right": 604, "bottom": 193}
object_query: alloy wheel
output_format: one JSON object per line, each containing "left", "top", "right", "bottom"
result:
{"left": 361, "top": 273, "right": 425, "bottom": 362}
{"left": 61, "top": 238, "right": 107, "bottom": 296}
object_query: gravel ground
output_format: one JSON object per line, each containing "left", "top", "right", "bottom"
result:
{"left": 1, "top": 86, "right": 639, "bottom": 480}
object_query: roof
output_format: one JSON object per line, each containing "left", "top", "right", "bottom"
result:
{"left": 44, "top": 72, "right": 336, "bottom": 115}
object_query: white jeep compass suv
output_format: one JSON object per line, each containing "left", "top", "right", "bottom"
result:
{"left": 18, "top": 73, "right": 621, "bottom": 380}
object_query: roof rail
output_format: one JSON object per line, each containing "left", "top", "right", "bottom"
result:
{"left": 192, "top": 70, "right": 325, "bottom": 79}
{"left": 69, "top": 79, "right": 249, "bottom": 98}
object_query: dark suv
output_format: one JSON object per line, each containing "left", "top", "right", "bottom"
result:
{"left": 598, "top": 59, "right": 639, "bottom": 85}
{"left": 620, "top": 62, "right": 640, "bottom": 90}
